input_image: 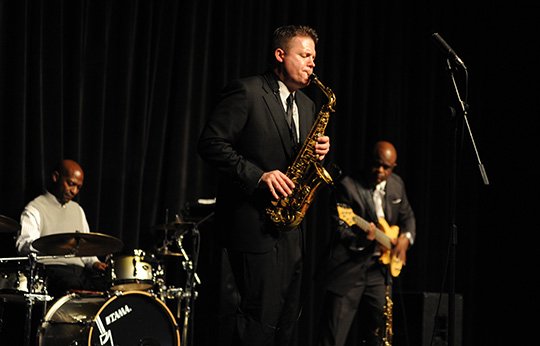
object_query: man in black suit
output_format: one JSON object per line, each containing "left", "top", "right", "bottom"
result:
{"left": 198, "top": 25, "right": 330, "bottom": 345}
{"left": 317, "top": 141, "right": 416, "bottom": 346}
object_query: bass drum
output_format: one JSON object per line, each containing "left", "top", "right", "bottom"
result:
{"left": 38, "top": 291, "right": 180, "bottom": 346}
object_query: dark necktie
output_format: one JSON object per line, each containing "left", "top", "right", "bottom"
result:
{"left": 286, "top": 93, "right": 298, "bottom": 144}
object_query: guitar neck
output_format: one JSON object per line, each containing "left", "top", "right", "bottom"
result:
{"left": 352, "top": 215, "right": 393, "bottom": 249}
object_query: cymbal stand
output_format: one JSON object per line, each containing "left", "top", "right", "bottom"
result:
{"left": 181, "top": 211, "right": 212, "bottom": 346}
{"left": 23, "top": 253, "right": 52, "bottom": 346}
{"left": 154, "top": 261, "right": 168, "bottom": 302}
{"left": 166, "top": 230, "right": 200, "bottom": 346}
{"left": 156, "top": 208, "right": 173, "bottom": 255}
{"left": 163, "top": 211, "right": 211, "bottom": 346}
{"left": 157, "top": 227, "right": 173, "bottom": 255}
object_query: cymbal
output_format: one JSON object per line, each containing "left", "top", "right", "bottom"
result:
{"left": 155, "top": 247, "right": 184, "bottom": 257}
{"left": 32, "top": 232, "right": 123, "bottom": 257}
{"left": 0, "top": 215, "right": 20, "bottom": 233}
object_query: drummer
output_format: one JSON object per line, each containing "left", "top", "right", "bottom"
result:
{"left": 15, "top": 159, "right": 109, "bottom": 299}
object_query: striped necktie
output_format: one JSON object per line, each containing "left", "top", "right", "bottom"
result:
{"left": 286, "top": 93, "right": 298, "bottom": 144}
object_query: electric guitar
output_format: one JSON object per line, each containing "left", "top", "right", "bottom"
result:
{"left": 336, "top": 204, "right": 403, "bottom": 277}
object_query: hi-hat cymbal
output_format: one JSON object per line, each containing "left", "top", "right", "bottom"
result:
{"left": 32, "top": 232, "right": 123, "bottom": 257}
{"left": 155, "top": 247, "right": 184, "bottom": 257}
{"left": 0, "top": 215, "right": 20, "bottom": 233}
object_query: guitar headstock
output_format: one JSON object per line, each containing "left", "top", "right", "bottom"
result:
{"left": 336, "top": 203, "right": 355, "bottom": 226}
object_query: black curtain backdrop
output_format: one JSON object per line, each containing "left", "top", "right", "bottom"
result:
{"left": 1, "top": 1, "right": 537, "bottom": 345}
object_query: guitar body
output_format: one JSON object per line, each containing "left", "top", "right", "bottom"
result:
{"left": 376, "top": 218, "right": 402, "bottom": 277}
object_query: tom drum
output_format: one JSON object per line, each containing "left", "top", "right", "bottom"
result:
{"left": 108, "top": 249, "right": 156, "bottom": 291}
{"left": 0, "top": 259, "right": 45, "bottom": 301}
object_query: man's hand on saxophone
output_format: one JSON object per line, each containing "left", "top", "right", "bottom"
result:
{"left": 315, "top": 134, "right": 330, "bottom": 160}
{"left": 260, "top": 170, "right": 295, "bottom": 200}
{"left": 260, "top": 134, "right": 330, "bottom": 201}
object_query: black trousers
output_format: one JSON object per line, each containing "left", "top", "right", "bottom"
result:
{"left": 318, "top": 259, "right": 389, "bottom": 346}
{"left": 226, "top": 230, "right": 303, "bottom": 346}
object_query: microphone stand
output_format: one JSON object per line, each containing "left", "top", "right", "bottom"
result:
{"left": 444, "top": 58, "right": 489, "bottom": 346}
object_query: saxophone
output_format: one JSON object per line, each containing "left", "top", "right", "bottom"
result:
{"left": 265, "top": 73, "right": 335, "bottom": 231}
{"left": 382, "top": 284, "right": 394, "bottom": 346}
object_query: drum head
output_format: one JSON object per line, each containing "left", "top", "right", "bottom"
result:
{"left": 38, "top": 291, "right": 180, "bottom": 345}
{"left": 89, "top": 291, "right": 180, "bottom": 345}
{"left": 109, "top": 251, "right": 156, "bottom": 291}
{"left": 38, "top": 293, "right": 106, "bottom": 345}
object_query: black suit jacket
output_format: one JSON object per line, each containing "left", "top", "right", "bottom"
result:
{"left": 318, "top": 171, "right": 416, "bottom": 295}
{"left": 198, "top": 72, "right": 316, "bottom": 253}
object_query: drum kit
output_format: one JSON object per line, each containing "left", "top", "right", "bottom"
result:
{"left": 0, "top": 212, "right": 205, "bottom": 346}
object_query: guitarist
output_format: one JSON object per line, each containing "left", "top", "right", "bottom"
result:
{"left": 317, "top": 140, "right": 416, "bottom": 346}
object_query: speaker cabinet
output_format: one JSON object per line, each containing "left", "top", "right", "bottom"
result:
{"left": 393, "top": 292, "right": 463, "bottom": 346}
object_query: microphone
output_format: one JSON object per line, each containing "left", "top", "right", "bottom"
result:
{"left": 431, "top": 32, "right": 466, "bottom": 69}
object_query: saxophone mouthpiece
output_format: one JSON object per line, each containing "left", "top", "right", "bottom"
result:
{"left": 309, "top": 73, "right": 318, "bottom": 81}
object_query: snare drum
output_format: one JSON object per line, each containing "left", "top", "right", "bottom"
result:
{"left": 108, "top": 249, "right": 155, "bottom": 291}
{"left": 37, "top": 290, "right": 180, "bottom": 345}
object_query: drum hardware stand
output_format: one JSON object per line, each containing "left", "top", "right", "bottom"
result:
{"left": 0, "top": 254, "right": 76, "bottom": 346}
{"left": 167, "top": 229, "right": 200, "bottom": 346}
{"left": 181, "top": 211, "right": 213, "bottom": 346}
{"left": 17, "top": 253, "right": 53, "bottom": 346}
{"left": 166, "top": 211, "right": 212, "bottom": 346}
{"left": 0, "top": 297, "right": 5, "bottom": 334}
{"left": 155, "top": 208, "right": 175, "bottom": 257}
{"left": 154, "top": 264, "right": 168, "bottom": 302}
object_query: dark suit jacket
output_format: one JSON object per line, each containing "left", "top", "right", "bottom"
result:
{"left": 198, "top": 72, "right": 316, "bottom": 253}
{"left": 318, "top": 171, "right": 416, "bottom": 295}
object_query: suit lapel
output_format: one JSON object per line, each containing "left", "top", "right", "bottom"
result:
{"left": 262, "top": 83, "right": 295, "bottom": 159}
{"left": 383, "top": 177, "right": 394, "bottom": 223}
{"left": 352, "top": 175, "right": 379, "bottom": 223}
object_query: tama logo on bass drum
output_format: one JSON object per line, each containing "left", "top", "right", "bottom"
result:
{"left": 105, "top": 304, "right": 133, "bottom": 324}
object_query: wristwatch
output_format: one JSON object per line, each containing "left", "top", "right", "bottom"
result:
{"left": 400, "top": 232, "right": 414, "bottom": 245}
